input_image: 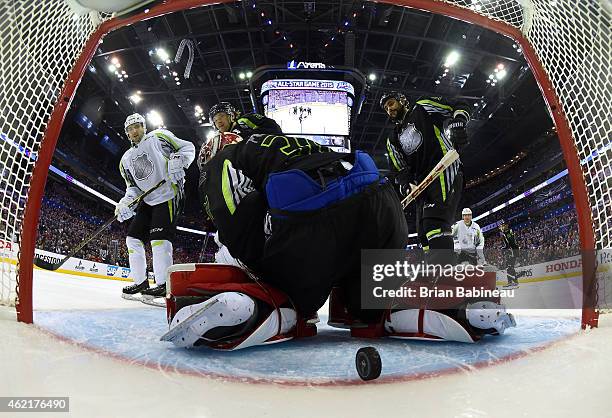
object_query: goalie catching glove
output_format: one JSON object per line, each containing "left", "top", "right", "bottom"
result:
{"left": 115, "top": 196, "right": 136, "bottom": 223}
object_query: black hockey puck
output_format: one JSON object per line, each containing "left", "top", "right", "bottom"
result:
{"left": 355, "top": 347, "right": 382, "bottom": 381}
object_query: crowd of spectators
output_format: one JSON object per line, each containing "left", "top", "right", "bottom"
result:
{"left": 483, "top": 207, "right": 580, "bottom": 268}
{"left": 36, "top": 179, "right": 216, "bottom": 268}
{"left": 463, "top": 133, "right": 564, "bottom": 212}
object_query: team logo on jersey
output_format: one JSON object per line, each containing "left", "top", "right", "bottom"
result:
{"left": 398, "top": 123, "right": 423, "bottom": 156}
{"left": 132, "top": 153, "right": 154, "bottom": 180}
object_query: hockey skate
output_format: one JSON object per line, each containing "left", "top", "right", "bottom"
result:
{"left": 121, "top": 280, "right": 149, "bottom": 301}
{"left": 141, "top": 283, "right": 166, "bottom": 308}
{"left": 502, "top": 281, "right": 519, "bottom": 289}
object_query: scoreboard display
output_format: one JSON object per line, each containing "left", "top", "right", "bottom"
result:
{"left": 260, "top": 79, "right": 355, "bottom": 152}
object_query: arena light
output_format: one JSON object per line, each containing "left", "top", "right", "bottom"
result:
{"left": 496, "top": 69, "right": 508, "bottom": 80}
{"left": 146, "top": 110, "right": 164, "bottom": 127}
{"left": 129, "top": 93, "right": 142, "bottom": 104}
{"left": 156, "top": 48, "right": 170, "bottom": 62}
{"left": 238, "top": 72, "right": 246, "bottom": 80}
{"left": 444, "top": 50, "right": 460, "bottom": 67}
{"left": 246, "top": 71, "right": 253, "bottom": 78}
{"left": 368, "top": 73, "right": 376, "bottom": 81}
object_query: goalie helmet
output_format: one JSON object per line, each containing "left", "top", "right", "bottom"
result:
{"left": 124, "top": 113, "right": 146, "bottom": 135}
{"left": 198, "top": 132, "right": 243, "bottom": 169}
{"left": 209, "top": 102, "right": 239, "bottom": 127}
{"left": 462, "top": 208, "right": 472, "bottom": 216}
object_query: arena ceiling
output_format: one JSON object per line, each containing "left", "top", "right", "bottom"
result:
{"left": 64, "top": 0, "right": 555, "bottom": 180}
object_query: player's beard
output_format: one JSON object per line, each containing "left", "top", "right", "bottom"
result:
{"left": 390, "top": 105, "right": 408, "bottom": 124}
{"left": 130, "top": 133, "right": 143, "bottom": 145}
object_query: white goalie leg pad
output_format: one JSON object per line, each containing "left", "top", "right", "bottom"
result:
{"left": 232, "top": 308, "right": 297, "bottom": 351}
{"left": 151, "top": 239, "right": 173, "bottom": 285}
{"left": 214, "top": 244, "right": 243, "bottom": 268}
{"left": 126, "top": 236, "right": 146, "bottom": 285}
{"left": 385, "top": 309, "right": 476, "bottom": 343}
{"left": 466, "top": 301, "right": 516, "bottom": 335}
{"left": 161, "top": 292, "right": 256, "bottom": 348}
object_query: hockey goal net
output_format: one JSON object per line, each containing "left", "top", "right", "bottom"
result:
{"left": 0, "top": 0, "right": 609, "bottom": 325}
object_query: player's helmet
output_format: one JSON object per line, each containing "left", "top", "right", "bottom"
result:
{"left": 379, "top": 91, "right": 408, "bottom": 110}
{"left": 124, "top": 113, "right": 146, "bottom": 135}
{"left": 462, "top": 208, "right": 472, "bottom": 216}
{"left": 209, "top": 102, "right": 239, "bottom": 126}
{"left": 198, "top": 132, "right": 243, "bottom": 169}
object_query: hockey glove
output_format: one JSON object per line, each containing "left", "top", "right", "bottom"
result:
{"left": 443, "top": 117, "right": 468, "bottom": 150}
{"left": 115, "top": 196, "right": 136, "bottom": 223}
{"left": 399, "top": 182, "right": 418, "bottom": 198}
{"left": 168, "top": 153, "right": 185, "bottom": 184}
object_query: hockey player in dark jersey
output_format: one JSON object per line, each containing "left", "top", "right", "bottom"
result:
{"left": 499, "top": 220, "right": 523, "bottom": 288}
{"left": 198, "top": 132, "right": 408, "bottom": 315}
{"left": 157, "top": 132, "right": 410, "bottom": 349}
{"left": 208, "top": 102, "right": 283, "bottom": 137}
{"left": 158, "top": 132, "right": 518, "bottom": 350}
{"left": 381, "top": 92, "right": 470, "bottom": 265}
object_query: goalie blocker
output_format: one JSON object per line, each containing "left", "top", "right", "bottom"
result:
{"left": 161, "top": 264, "right": 515, "bottom": 349}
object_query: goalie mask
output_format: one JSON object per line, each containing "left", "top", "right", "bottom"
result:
{"left": 198, "top": 132, "right": 243, "bottom": 170}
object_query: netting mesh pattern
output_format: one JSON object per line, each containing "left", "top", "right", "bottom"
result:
{"left": 525, "top": 0, "right": 611, "bottom": 250}
{"left": 0, "top": 1, "right": 103, "bottom": 305}
{"left": 442, "top": 0, "right": 611, "bottom": 249}
{"left": 0, "top": 0, "right": 610, "bottom": 310}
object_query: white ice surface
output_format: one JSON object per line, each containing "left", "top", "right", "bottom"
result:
{"left": 1, "top": 269, "right": 612, "bottom": 418}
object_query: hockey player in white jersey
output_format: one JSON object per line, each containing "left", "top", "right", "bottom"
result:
{"left": 118, "top": 113, "right": 195, "bottom": 300}
{"left": 452, "top": 208, "right": 485, "bottom": 265}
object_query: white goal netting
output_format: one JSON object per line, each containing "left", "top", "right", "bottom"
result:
{"left": 0, "top": 0, "right": 610, "bottom": 319}
{"left": 0, "top": 1, "right": 105, "bottom": 306}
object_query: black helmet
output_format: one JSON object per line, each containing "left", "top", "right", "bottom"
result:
{"left": 379, "top": 91, "right": 408, "bottom": 110}
{"left": 209, "top": 102, "right": 239, "bottom": 126}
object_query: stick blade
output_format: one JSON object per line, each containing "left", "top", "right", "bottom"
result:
{"left": 33, "top": 257, "right": 60, "bottom": 271}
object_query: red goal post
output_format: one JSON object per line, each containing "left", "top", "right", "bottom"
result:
{"left": 1, "top": 0, "right": 608, "bottom": 327}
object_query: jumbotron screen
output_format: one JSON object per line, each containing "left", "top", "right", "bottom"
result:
{"left": 261, "top": 79, "right": 354, "bottom": 137}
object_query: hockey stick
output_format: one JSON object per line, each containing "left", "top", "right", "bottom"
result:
{"left": 34, "top": 180, "right": 166, "bottom": 271}
{"left": 401, "top": 149, "right": 459, "bottom": 208}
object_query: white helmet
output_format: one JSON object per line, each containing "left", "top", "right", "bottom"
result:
{"left": 124, "top": 113, "right": 146, "bottom": 136}
{"left": 462, "top": 208, "right": 472, "bottom": 215}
